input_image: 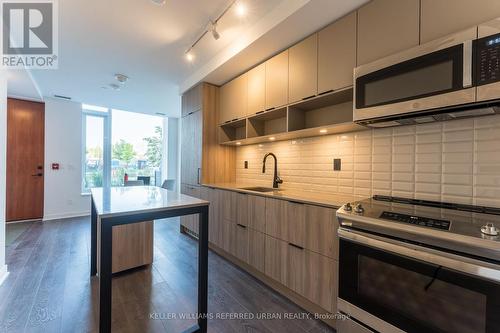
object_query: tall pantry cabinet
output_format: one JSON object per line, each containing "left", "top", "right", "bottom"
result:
{"left": 180, "top": 83, "right": 236, "bottom": 235}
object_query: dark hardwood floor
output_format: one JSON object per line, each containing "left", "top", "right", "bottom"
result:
{"left": 1, "top": 217, "right": 335, "bottom": 333}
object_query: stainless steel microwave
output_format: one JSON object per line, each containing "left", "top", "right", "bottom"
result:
{"left": 354, "top": 21, "right": 500, "bottom": 127}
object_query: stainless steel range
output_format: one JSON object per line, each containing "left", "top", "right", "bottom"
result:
{"left": 336, "top": 195, "right": 500, "bottom": 333}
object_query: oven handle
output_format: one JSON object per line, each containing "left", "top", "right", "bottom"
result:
{"left": 338, "top": 228, "right": 500, "bottom": 284}
{"left": 463, "top": 40, "right": 473, "bottom": 88}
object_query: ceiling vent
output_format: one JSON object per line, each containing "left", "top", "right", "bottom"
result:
{"left": 54, "top": 94, "right": 72, "bottom": 100}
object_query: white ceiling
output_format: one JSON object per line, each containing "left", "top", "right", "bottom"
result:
{"left": 9, "top": 0, "right": 368, "bottom": 117}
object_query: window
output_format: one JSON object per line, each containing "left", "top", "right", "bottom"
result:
{"left": 82, "top": 106, "right": 110, "bottom": 192}
{"left": 111, "top": 109, "right": 163, "bottom": 186}
{"left": 82, "top": 105, "right": 164, "bottom": 192}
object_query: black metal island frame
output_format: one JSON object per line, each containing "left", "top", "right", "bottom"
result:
{"left": 90, "top": 186, "right": 209, "bottom": 333}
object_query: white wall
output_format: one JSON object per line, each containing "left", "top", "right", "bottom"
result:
{"left": 0, "top": 72, "right": 7, "bottom": 279}
{"left": 44, "top": 98, "right": 90, "bottom": 220}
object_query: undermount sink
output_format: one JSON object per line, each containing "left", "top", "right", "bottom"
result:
{"left": 239, "top": 186, "right": 279, "bottom": 193}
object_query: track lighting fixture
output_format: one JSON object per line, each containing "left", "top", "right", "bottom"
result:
{"left": 184, "top": 0, "right": 248, "bottom": 61}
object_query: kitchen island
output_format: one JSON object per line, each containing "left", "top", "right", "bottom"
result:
{"left": 90, "top": 186, "right": 209, "bottom": 333}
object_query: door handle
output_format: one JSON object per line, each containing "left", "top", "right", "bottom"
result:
{"left": 197, "top": 168, "right": 201, "bottom": 185}
{"left": 32, "top": 173, "right": 43, "bottom": 177}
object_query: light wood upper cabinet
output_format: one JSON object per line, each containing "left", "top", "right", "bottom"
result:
{"left": 181, "top": 85, "right": 202, "bottom": 117}
{"left": 247, "top": 63, "right": 266, "bottom": 116}
{"left": 318, "top": 12, "right": 357, "bottom": 94}
{"left": 265, "top": 50, "right": 289, "bottom": 110}
{"left": 288, "top": 34, "right": 318, "bottom": 103}
{"left": 357, "top": 0, "right": 420, "bottom": 65}
{"left": 420, "top": 0, "right": 500, "bottom": 43}
{"left": 220, "top": 73, "right": 248, "bottom": 124}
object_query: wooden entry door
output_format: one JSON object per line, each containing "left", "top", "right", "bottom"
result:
{"left": 6, "top": 98, "right": 45, "bottom": 222}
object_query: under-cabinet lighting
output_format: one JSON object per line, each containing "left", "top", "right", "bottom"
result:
{"left": 319, "top": 129, "right": 328, "bottom": 133}
{"left": 236, "top": 142, "right": 241, "bottom": 145}
{"left": 269, "top": 137, "right": 275, "bottom": 141}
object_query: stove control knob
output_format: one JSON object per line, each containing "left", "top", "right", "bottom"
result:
{"left": 481, "top": 223, "right": 499, "bottom": 236}
{"left": 344, "top": 203, "right": 352, "bottom": 212}
{"left": 354, "top": 203, "right": 364, "bottom": 214}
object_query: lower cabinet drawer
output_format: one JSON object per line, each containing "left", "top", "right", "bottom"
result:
{"left": 265, "top": 235, "right": 335, "bottom": 312}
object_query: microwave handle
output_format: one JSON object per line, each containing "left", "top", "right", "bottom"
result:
{"left": 338, "top": 227, "right": 500, "bottom": 284}
{"left": 463, "top": 40, "right": 473, "bottom": 88}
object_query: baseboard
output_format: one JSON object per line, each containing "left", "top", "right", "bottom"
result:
{"left": 43, "top": 211, "right": 90, "bottom": 221}
{"left": 0, "top": 265, "right": 9, "bottom": 286}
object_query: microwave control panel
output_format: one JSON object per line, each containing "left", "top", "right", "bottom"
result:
{"left": 475, "top": 33, "right": 500, "bottom": 86}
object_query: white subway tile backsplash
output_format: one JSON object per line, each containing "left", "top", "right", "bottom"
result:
{"left": 235, "top": 115, "right": 500, "bottom": 208}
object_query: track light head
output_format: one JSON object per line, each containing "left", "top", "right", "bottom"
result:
{"left": 210, "top": 21, "right": 220, "bottom": 40}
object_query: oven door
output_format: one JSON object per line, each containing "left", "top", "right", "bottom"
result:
{"left": 338, "top": 228, "right": 500, "bottom": 333}
{"left": 354, "top": 28, "right": 476, "bottom": 123}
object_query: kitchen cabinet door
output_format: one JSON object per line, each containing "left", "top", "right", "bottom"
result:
{"left": 189, "top": 84, "right": 202, "bottom": 113}
{"left": 180, "top": 110, "right": 202, "bottom": 186}
{"left": 285, "top": 243, "right": 306, "bottom": 295}
{"left": 289, "top": 34, "right": 318, "bottom": 103}
{"left": 247, "top": 63, "right": 266, "bottom": 116}
{"left": 180, "top": 184, "right": 201, "bottom": 234}
{"left": 248, "top": 229, "right": 266, "bottom": 273}
{"left": 220, "top": 189, "right": 237, "bottom": 223}
{"left": 221, "top": 219, "right": 236, "bottom": 255}
{"left": 265, "top": 198, "right": 288, "bottom": 240}
{"left": 219, "top": 73, "right": 248, "bottom": 124}
{"left": 264, "top": 235, "right": 288, "bottom": 285}
{"left": 420, "top": 0, "right": 500, "bottom": 43}
{"left": 200, "top": 187, "right": 221, "bottom": 246}
{"left": 265, "top": 50, "right": 289, "bottom": 110}
{"left": 302, "top": 251, "right": 335, "bottom": 312}
{"left": 235, "top": 223, "right": 249, "bottom": 262}
{"left": 357, "top": 0, "right": 420, "bottom": 65}
{"left": 286, "top": 202, "right": 306, "bottom": 248}
{"left": 236, "top": 192, "right": 248, "bottom": 227}
{"left": 247, "top": 195, "right": 266, "bottom": 232}
{"left": 305, "top": 205, "right": 337, "bottom": 259}
{"left": 318, "top": 12, "right": 356, "bottom": 94}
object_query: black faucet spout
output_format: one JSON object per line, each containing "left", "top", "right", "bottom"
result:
{"left": 262, "top": 153, "right": 283, "bottom": 189}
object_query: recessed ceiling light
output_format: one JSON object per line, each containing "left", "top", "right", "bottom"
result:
{"left": 269, "top": 137, "right": 275, "bottom": 141}
{"left": 235, "top": 2, "right": 247, "bottom": 17}
{"left": 115, "top": 73, "right": 129, "bottom": 84}
{"left": 151, "top": 0, "right": 166, "bottom": 5}
{"left": 185, "top": 51, "right": 194, "bottom": 62}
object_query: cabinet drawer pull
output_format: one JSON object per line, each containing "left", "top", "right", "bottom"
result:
{"left": 236, "top": 223, "right": 247, "bottom": 229}
{"left": 318, "top": 89, "right": 334, "bottom": 96}
{"left": 224, "top": 120, "right": 232, "bottom": 124}
{"left": 302, "top": 95, "right": 316, "bottom": 100}
{"left": 288, "top": 200, "right": 305, "bottom": 205}
{"left": 231, "top": 118, "right": 239, "bottom": 122}
{"left": 265, "top": 107, "right": 276, "bottom": 111}
{"left": 256, "top": 110, "right": 265, "bottom": 114}
{"left": 288, "top": 242, "right": 304, "bottom": 250}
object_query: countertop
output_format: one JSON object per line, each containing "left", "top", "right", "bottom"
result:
{"left": 203, "top": 182, "right": 365, "bottom": 209}
{"left": 91, "top": 186, "right": 209, "bottom": 218}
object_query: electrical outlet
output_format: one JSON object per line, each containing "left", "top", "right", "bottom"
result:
{"left": 244, "top": 161, "right": 248, "bottom": 169}
{"left": 333, "top": 158, "right": 341, "bottom": 171}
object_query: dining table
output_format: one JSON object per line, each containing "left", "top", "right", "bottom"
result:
{"left": 90, "top": 185, "right": 209, "bottom": 333}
